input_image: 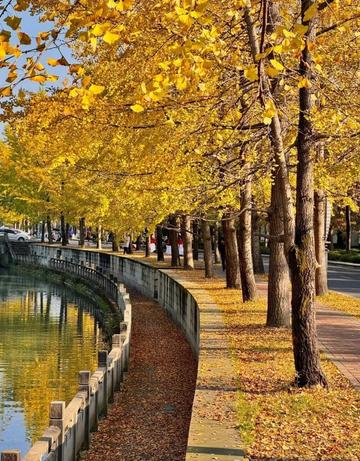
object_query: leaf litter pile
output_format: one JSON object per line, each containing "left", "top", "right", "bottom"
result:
{"left": 82, "top": 290, "right": 197, "bottom": 461}
{"left": 177, "top": 270, "right": 360, "bottom": 461}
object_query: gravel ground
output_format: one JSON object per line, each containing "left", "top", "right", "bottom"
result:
{"left": 82, "top": 290, "right": 198, "bottom": 461}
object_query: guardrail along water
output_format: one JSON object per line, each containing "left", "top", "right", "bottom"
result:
{"left": 0, "top": 269, "right": 105, "bottom": 455}
{"left": 0, "top": 261, "right": 132, "bottom": 461}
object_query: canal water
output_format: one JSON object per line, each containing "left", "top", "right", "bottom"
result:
{"left": 0, "top": 268, "right": 108, "bottom": 455}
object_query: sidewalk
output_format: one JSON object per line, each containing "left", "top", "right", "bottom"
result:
{"left": 317, "top": 306, "right": 360, "bottom": 391}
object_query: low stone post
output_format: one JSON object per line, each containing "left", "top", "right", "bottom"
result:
{"left": 98, "top": 351, "right": 108, "bottom": 417}
{"left": 120, "top": 322, "right": 128, "bottom": 372}
{"left": 112, "top": 334, "right": 122, "bottom": 390}
{"left": 49, "top": 401, "right": 65, "bottom": 461}
{"left": 79, "top": 371, "right": 91, "bottom": 450}
{"left": 1, "top": 451, "right": 21, "bottom": 461}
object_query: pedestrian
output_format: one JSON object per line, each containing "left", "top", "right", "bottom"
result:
{"left": 123, "top": 234, "right": 130, "bottom": 254}
{"left": 218, "top": 237, "right": 226, "bottom": 271}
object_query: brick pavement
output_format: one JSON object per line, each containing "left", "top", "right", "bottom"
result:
{"left": 316, "top": 305, "right": 360, "bottom": 391}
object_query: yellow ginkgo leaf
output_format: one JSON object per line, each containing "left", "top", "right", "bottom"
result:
{"left": 244, "top": 65, "right": 258, "bottom": 81}
{"left": 0, "top": 44, "right": 6, "bottom": 60}
{"left": 176, "top": 76, "right": 187, "bottom": 90}
{"left": 298, "top": 77, "right": 312, "bottom": 88}
{"left": 0, "top": 86, "right": 12, "bottom": 96}
{"left": 47, "top": 75, "right": 58, "bottom": 82}
{"left": 270, "top": 59, "right": 284, "bottom": 71}
{"left": 89, "top": 84, "right": 105, "bottom": 95}
{"left": 31, "top": 75, "right": 46, "bottom": 83}
{"left": 69, "top": 88, "right": 79, "bottom": 98}
{"left": 92, "top": 24, "right": 109, "bottom": 37}
{"left": 5, "top": 16, "right": 22, "bottom": 30}
{"left": 6, "top": 71, "right": 17, "bottom": 83}
{"left": 47, "top": 58, "right": 59, "bottom": 67}
{"left": 18, "top": 31, "right": 31, "bottom": 45}
{"left": 103, "top": 31, "right": 121, "bottom": 45}
{"left": 130, "top": 104, "right": 145, "bottom": 113}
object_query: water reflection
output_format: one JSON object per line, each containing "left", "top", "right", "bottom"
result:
{"left": 0, "top": 269, "right": 107, "bottom": 455}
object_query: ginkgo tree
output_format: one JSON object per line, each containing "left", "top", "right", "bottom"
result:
{"left": 0, "top": 0, "right": 359, "bottom": 390}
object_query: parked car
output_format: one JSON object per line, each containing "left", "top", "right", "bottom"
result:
{"left": 0, "top": 227, "right": 30, "bottom": 241}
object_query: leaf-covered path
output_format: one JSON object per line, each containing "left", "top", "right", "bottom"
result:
{"left": 82, "top": 289, "right": 197, "bottom": 461}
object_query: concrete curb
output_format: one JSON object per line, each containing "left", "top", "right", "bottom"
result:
{"left": 327, "top": 260, "right": 360, "bottom": 269}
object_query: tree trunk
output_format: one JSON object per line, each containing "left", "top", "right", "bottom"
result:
{"left": 222, "top": 213, "right": 240, "bottom": 288}
{"left": 213, "top": 223, "right": 221, "bottom": 264}
{"left": 41, "top": 221, "right": 45, "bottom": 243}
{"left": 245, "top": 0, "right": 326, "bottom": 386}
{"left": 345, "top": 205, "right": 351, "bottom": 253}
{"left": 60, "top": 213, "right": 67, "bottom": 246}
{"left": 169, "top": 215, "right": 180, "bottom": 267}
{"left": 193, "top": 219, "right": 199, "bottom": 261}
{"left": 79, "top": 217, "right": 85, "bottom": 248}
{"left": 96, "top": 225, "right": 102, "bottom": 249}
{"left": 156, "top": 225, "right": 164, "bottom": 262}
{"left": 314, "top": 144, "right": 328, "bottom": 295}
{"left": 182, "top": 214, "right": 194, "bottom": 270}
{"left": 112, "top": 232, "right": 119, "bottom": 252}
{"left": 267, "top": 172, "right": 291, "bottom": 327}
{"left": 288, "top": 0, "right": 327, "bottom": 387}
{"left": 238, "top": 178, "right": 257, "bottom": 302}
{"left": 201, "top": 219, "right": 213, "bottom": 278}
{"left": 251, "top": 209, "right": 265, "bottom": 274}
{"left": 144, "top": 229, "right": 151, "bottom": 257}
{"left": 46, "top": 216, "right": 53, "bottom": 244}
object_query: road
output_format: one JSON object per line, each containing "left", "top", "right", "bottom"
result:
{"left": 263, "top": 255, "right": 360, "bottom": 298}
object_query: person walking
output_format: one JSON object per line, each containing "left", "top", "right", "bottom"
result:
{"left": 123, "top": 234, "right": 131, "bottom": 254}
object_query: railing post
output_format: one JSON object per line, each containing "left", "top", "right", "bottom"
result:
{"left": 49, "top": 401, "right": 65, "bottom": 461}
{"left": 98, "top": 351, "right": 108, "bottom": 417}
{"left": 79, "top": 371, "right": 91, "bottom": 450}
{"left": 112, "top": 334, "right": 122, "bottom": 390}
{"left": 120, "top": 322, "right": 129, "bottom": 372}
{"left": 1, "top": 451, "right": 21, "bottom": 461}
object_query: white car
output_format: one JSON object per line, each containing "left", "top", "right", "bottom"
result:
{"left": 0, "top": 227, "right": 30, "bottom": 241}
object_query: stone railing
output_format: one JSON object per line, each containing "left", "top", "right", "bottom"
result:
{"left": 25, "top": 245, "right": 200, "bottom": 355}
{"left": 1, "top": 257, "right": 132, "bottom": 461}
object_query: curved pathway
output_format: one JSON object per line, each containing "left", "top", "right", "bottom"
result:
{"left": 83, "top": 289, "right": 197, "bottom": 461}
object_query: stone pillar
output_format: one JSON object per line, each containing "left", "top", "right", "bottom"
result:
{"left": 49, "top": 401, "right": 65, "bottom": 461}
{"left": 98, "top": 350, "right": 109, "bottom": 417}
{"left": 112, "top": 334, "right": 122, "bottom": 390}
{"left": 79, "top": 371, "right": 91, "bottom": 449}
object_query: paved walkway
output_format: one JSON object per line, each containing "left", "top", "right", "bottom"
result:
{"left": 82, "top": 289, "right": 197, "bottom": 461}
{"left": 317, "top": 306, "right": 360, "bottom": 390}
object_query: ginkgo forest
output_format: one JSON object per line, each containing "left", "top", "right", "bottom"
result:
{"left": 0, "top": 0, "right": 360, "bottom": 460}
